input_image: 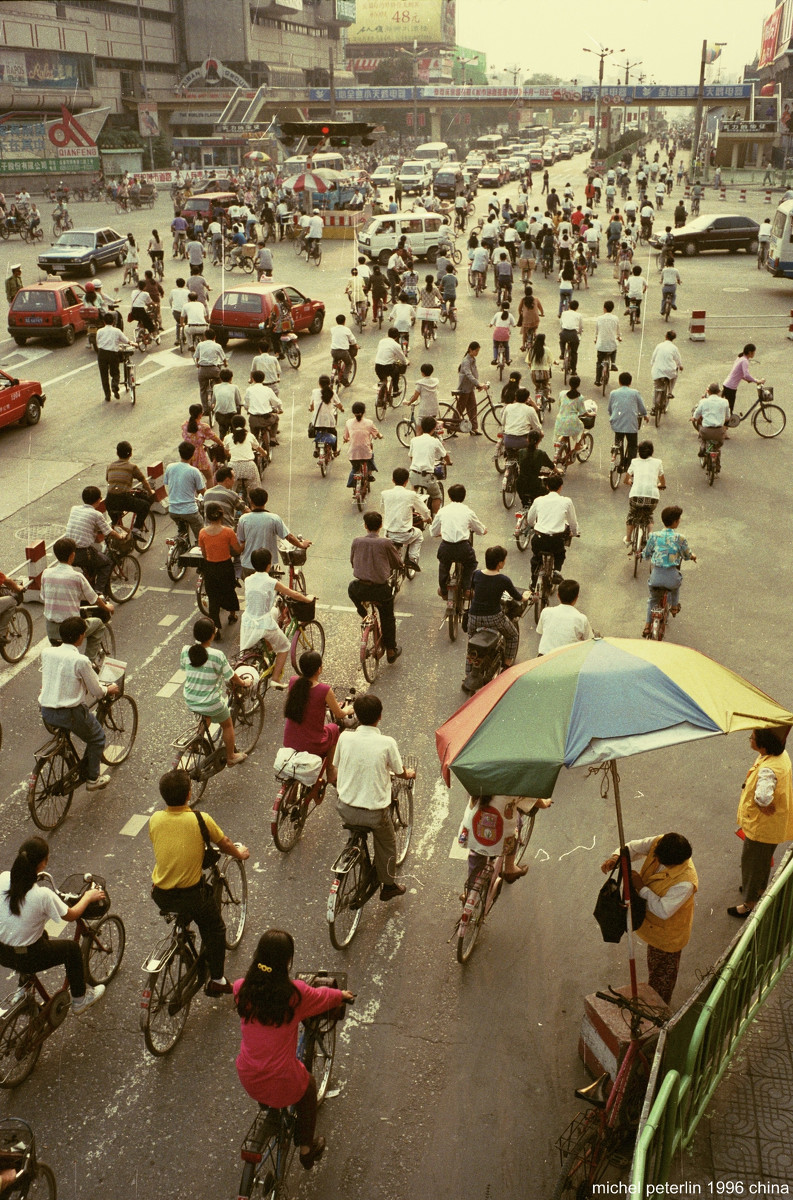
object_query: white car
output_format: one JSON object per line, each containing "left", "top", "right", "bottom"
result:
{"left": 371, "top": 166, "right": 397, "bottom": 189}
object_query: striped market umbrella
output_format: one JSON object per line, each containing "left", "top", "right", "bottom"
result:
{"left": 243, "top": 150, "right": 271, "bottom": 163}
{"left": 436, "top": 637, "right": 793, "bottom": 993}
{"left": 282, "top": 170, "right": 340, "bottom": 193}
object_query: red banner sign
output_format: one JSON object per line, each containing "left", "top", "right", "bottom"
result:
{"left": 760, "top": 5, "right": 783, "bottom": 68}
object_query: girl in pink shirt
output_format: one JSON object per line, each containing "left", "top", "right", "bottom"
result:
{"left": 722, "top": 343, "right": 764, "bottom": 414}
{"left": 234, "top": 930, "right": 354, "bottom": 1171}
{"left": 343, "top": 401, "right": 382, "bottom": 488}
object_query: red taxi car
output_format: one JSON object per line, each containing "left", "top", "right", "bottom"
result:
{"left": 7, "top": 281, "right": 87, "bottom": 347}
{"left": 209, "top": 283, "right": 325, "bottom": 347}
{"left": 0, "top": 370, "right": 46, "bottom": 431}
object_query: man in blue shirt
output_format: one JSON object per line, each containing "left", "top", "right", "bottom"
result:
{"left": 164, "top": 442, "right": 205, "bottom": 541}
{"left": 608, "top": 371, "right": 647, "bottom": 470}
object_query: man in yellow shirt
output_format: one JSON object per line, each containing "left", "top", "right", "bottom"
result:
{"left": 730, "top": 728, "right": 793, "bottom": 918}
{"left": 602, "top": 832, "right": 697, "bottom": 1006}
{"left": 149, "top": 769, "right": 249, "bottom": 995}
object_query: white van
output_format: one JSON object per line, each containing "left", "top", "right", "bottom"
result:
{"left": 414, "top": 141, "right": 450, "bottom": 171}
{"left": 357, "top": 212, "right": 446, "bottom": 264}
{"left": 397, "top": 160, "right": 434, "bottom": 195}
{"left": 283, "top": 151, "right": 344, "bottom": 175}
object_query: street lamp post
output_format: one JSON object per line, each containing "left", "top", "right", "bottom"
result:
{"left": 397, "top": 40, "right": 430, "bottom": 138}
{"left": 617, "top": 57, "right": 642, "bottom": 141}
{"left": 583, "top": 43, "right": 624, "bottom": 163}
{"left": 691, "top": 40, "right": 727, "bottom": 180}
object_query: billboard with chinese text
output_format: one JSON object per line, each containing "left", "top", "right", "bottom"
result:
{"left": 348, "top": 0, "right": 455, "bottom": 47}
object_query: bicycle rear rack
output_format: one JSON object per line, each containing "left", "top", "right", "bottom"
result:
{"left": 555, "top": 1112, "right": 596, "bottom": 1163}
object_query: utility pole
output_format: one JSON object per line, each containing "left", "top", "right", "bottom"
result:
{"left": 584, "top": 43, "right": 624, "bottom": 163}
{"left": 617, "top": 57, "right": 641, "bottom": 140}
{"left": 135, "top": 0, "right": 155, "bottom": 170}
{"left": 397, "top": 39, "right": 430, "bottom": 138}
{"left": 691, "top": 40, "right": 727, "bottom": 179}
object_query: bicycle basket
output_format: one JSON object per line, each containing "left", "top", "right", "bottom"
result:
{"left": 59, "top": 873, "right": 110, "bottom": 919}
{"left": 278, "top": 542, "right": 307, "bottom": 567}
{"left": 296, "top": 971, "right": 349, "bottom": 1022}
{"left": 0, "top": 1119, "right": 34, "bottom": 1176}
{"left": 581, "top": 414, "right": 596, "bottom": 430}
{"left": 113, "top": 531, "right": 136, "bottom": 558}
{"left": 288, "top": 596, "right": 315, "bottom": 624}
{"left": 434, "top": 462, "right": 447, "bottom": 480}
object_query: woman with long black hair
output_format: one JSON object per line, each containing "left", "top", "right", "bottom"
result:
{"left": 234, "top": 930, "right": 354, "bottom": 1170}
{"left": 283, "top": 651, "right": 351, "bottom": 780}
{"left": 0, "top": 837, "right": 106, "bottom": 1014}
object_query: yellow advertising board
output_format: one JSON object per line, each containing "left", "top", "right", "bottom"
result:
{"left": 347, "top": 0, "right": 454, "bottom": 46}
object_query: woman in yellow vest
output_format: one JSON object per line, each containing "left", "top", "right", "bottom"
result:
{"left": 729, "top": 728, "right": 793, "bottom": 918}
{"left": 601, "top": 832, "right": 697, "bottom": 1006}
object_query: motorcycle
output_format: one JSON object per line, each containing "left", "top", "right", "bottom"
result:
{"left": 461, "top": 597, "right": 528, "bottom": 694}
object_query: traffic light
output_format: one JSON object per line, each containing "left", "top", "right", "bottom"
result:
{"left": 280, "top": 121, "right": 380, "bottom": 149}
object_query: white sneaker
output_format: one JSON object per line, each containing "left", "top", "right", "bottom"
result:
{"left": 271, "top": 680, "right": 288, "bottom": 690}
{"left": 86, "top": 773, "right": 111, "bottom": 791}
{"left": 71, "top": 984, "right": 105, "bottom": 1015}
{"left": 622, "top": 536, "right": 631, "bottom": 546}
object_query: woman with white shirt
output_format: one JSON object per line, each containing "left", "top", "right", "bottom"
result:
{"left": 223, "top": 415, "right": 264, "bottom": 503}
{"left": 502, "top": 387, "right": 541, "bottom": 451}
{"left": 623, "top": 439, "right": 665, "bottom": 547}
{"left": 309, "top": 375, "right": 343, "bottom": 455}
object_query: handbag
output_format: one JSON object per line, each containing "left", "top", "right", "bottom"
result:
{"left": 307, "top": 422, "right": 316, "bottom": 439}
{"left": 593, "top": 861, "right": 647, "bottom": 943}
{"left": 195, "top": 811, "right": 220, "bottom": 870}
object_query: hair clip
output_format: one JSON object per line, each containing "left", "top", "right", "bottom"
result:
{"left": 257, "top": 962, "right": 272, "bottom": 973}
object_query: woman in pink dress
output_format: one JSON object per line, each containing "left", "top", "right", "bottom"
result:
{"left": 181, "top": 402, "right": 224, "bottom": 485}
{"left": 343, "top": 400, "right": 382, "bottom": 488}
{"left": 282, "top": 651, "right": 351, "bottom": 782}
{"left": 234, "top": 930, "right": 354, "bottom": 1171}
{"left": 721, "top": 344, "right": 765, "bottom": 415}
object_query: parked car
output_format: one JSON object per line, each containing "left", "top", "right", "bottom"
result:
{"left": 0, "top": 369, "right": 46, "bottom": 431}
{"left": 656, "top": 214, "right": 760, "bottom": 257}
{"left": 209, "top": 282, "right": 325, "bottom": 347}
{"left": 7, "top": 280, "right": 87, "bottom": 346}
{"left": 37, "top": 227, "right": 127, "bottom": 277}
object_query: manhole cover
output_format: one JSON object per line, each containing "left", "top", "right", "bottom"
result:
{"left": 722, "top": 287, "right": 749, "bottom": 293}
{"left": 13, "top": 524, "right": 63, "bottom": 544}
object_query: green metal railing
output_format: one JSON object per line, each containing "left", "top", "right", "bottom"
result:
{"left": 631, "top": 845, "right": 793, "bottom": 1188}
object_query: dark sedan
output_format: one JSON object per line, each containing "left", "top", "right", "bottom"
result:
{"left": 655, "top": 214, "right": 760, "bottom": 257}
{"left": 37, "top": 227, "right": 127, "bottom": 276}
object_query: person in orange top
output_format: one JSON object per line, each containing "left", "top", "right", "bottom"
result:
{"left": 198, "top": 502, "right": 241, "bottom": 639}
{"left": 729, "top": 728, "right": 793, "bottom": 918}
{"left": 602, "top": 832, "right": 697, "bottom": 1006}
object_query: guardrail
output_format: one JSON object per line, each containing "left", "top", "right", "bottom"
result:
{"left": 630, "top": 844, "right": 793, "bottom": 1188}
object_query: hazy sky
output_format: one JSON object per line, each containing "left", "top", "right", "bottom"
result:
{"left": 457, "top": 0, "right": 773, "bottom": 85}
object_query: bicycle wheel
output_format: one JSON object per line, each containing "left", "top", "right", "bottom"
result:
{"left": 494, "top": 439, "right": 506, "bottom": 474}
{"left": 502, "top": 463, "right": 517, "bottom": 509}
{"left": 128, "top": 365, "right": 137, "bottom": 406}
{"left": 375, "top": 385, "right": 388, "bottom": 422}
{"left": 515, "top": 518, "right": 531, "bottom": 553}
{"left": 101, "top": 694, "right": 138, "bottom": 765}
{"left": 107, "top": 554, "right": 140, "bottom": 603}
{"left": 395, "top": 420, "right": 414, "bottom": 449}
{"left": 328, "top": 863, "right": 363, "bottom": 949}
{"left": 552, "top": 1115, "right": 606, "bottom": 1199}
{"left": 310, "top": 1018, "right": 337, "bottom": 1104}
{"left": 91, "top": 620, "right": 115, "bottom": 672}
{"left": 231, "top": 691, "right": 264, "bottom": 755}
{"left": 142, "top": 952, "right": 191, "bottom": 1055}
{"left": 533, "top": 588, "right": 542, "bottom": 624}
{"left": 293, "top": 570, "right": 306, "bottom": 595}
{"left": 447, "top": 594, "right": 458, "bottom": 642}
{"left": 609, "top": 454, "right": 622, "bottom": 492}
{"left": 82, "top": 914, "right": 126, "bottom": 985}
{"left": 481, "top": 406, "right": 505, "bottom": 444}
{"left": 632, "top": 531, "right": 641, "bottom": 579}
{"left": 175, "top": 739, "right": 210, "bottom": 802}
{"left": 135, "top": 510, "right": 156, "bottom": 553}
{"left": 0, "top": 1000, "right": 41, "bottom": 1087}
{"left": 290, "top": 620, "right": 325, "bottom": 670}
{"left": 576, "top": 433, "right": 594, "bottom": 463}
{"left": 514, "top": 808, "right": 537, "bottom": 866}
{"left": 753, "top": 403, "right": 786, "bottom": 438}
{"left": 167, "top": 540, "right": 187, "bottom": 583}
{"left": 0, "top": 606, "right": 32, "bottom": 663}
{"left": 218, "top": 858, "right": 248, "bottom": 949}
{"left": 273, "top": 781, "right": 308, "bottom": 853}
{"left": 706, "top": 454, "right": 716, "bottom": 486}
{"left": 195, "top": 574, "right": 209, "bottom": 617}
{"left": 456, "top": 884, "right": 485, "bottom": 963}
{"left": 284, "top": 341, "right": 301, "bottom": 369}
{"left": 437, "top": 403, "right": 464, "bottom": 437}
{"left": 28, "top": 751, "right": 75, "bottom": 831}
{"left": 392, "top": 764, "right": 414, "bottom": 865}
{"left": 25, "top": 1163, "right": 57, "bottom": 1199}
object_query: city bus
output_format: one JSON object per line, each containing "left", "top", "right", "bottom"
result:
{"left": 767, "top": 197, "right": 793, "bottom": 277}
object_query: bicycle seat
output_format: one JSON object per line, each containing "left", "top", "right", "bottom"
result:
{"left": 575, "top": 1071, "right": 611, "bottom": 1109}
{"left": 342, "top": 822, "right": 372, "bottom": 835}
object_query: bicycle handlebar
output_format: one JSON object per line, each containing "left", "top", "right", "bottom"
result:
{"left": 595, "top": 987, "right": 666, "bottom": 1027}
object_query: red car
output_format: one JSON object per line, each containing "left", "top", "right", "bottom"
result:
{"left": 209, "top": 283, "right": 325, "bottom": 348}
{"left": 0, "top": 369, "right": 46, "bottom": 431}
{"left": 7, "top": 281, "right": 87, "bottom": 347}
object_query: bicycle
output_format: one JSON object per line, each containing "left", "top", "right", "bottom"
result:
{"left": 561, "top": 339, "right": 573, "bottom": 385}
{"left": 727, "top": 382, "right": 785, "bottom": 438}
{"left": 374, "top": 370, "right": 406, "bottom": 421}
{"left": 351, "top": 298, "right": 368, "bottom": 333}
{"left": 327, "top": 760, "right": 415, "bottom": 948}
{"left": 236, "top": 978, "right": 349, "bottom": 1198}
{"left": 651, "top": 376, "right": 672, "bottom": 427}
{"left": 627, "top": 300, "right": 641, "bottom": 333}
{"left": 0, "top": 1119, "right": 55, "bottom": 1197}
{"left": 553, "top": 986, "right": 665, "bottom": 1198}
{"left": 500, "top": 443, "right": 521, "bottom": 509}
{"left": 644, "top": 585, "right": 673, "bottom": 641}
{"left": 81, "top": 534, "right": 141, "bottom": 603}
{"left": 0, "top": 872, "right": 124, "bottom": 1087}
{"left": 661, "top": 289, "right": 673, "bottom": 322}
{"left": 699, "top": 434, "right": 721, "bottom": 485}
{"left": 627, "top": 510, "right": 654, "bottom": 578}
{"left": 165, "top": 516, "right": 202, "bottom": 584}
{"left": 495, "top": 341, "right": 508, "bottom": 381}
{"left": 420, "top": 312, "right": 438, "bottom": 350}
{"left": 234, "top": 595, "right": 324, "bottom": 694}
{"left": 462, "top": 597, "right": 528, "bottom": 694}
{"left": 358, "top": 598, "right": 388, "bottom": 683}
{"left": 171, "top": 684, "right": 265, "bottom": 802}
{"left": 140, "top": 852, "right": 247, "bottom": 1055}
{"left": 442, "top": 543, "right": 473, "bottom": 643}
{"left": 331, "top": 352, "right": 356, "bottom": 392}
{"left": 468, "top": 268, "right": 486, "bottom": 298}
{"left": 0, "top": 587, "right": 33, "bottom": 664}
{"left": 108, "top": 492, "right": 155, "bottom": 552}
{"left": 270, "top": 692, "right": 355, "bottom": 853}
{"left": 455, "top": 803, "right": 541, "bottom": 964}
{"left": 439, "top": 298, "right": 457, "bottom": 330}
{"left": 299, "top": 238, "right": 323, "bottom": 267}
{"left": 533, "top": 549, "right": 559, "bottom": 624}
{"left": 352, "top": 460, "right": 371, "bottom": 511}
{"left": 597, "top": 355, "right": 613, "bottom": 397}
{"left": 554, "top": 432, "right": 593, "bottom": 474}
{"left": 28, "top": 663, "right": 135, "bottom": 831}
{"left": 690, "top": 195, "right": 701, "bottom": 217}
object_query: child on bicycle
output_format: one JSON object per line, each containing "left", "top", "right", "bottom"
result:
{"left": 641, "top": 506, "right": 696, "bottom": 637}
{"left": 239, "top": 549, "right": 308, "bottom": 689}
{"left": 490, "top": 306, "right": 516, "bottom": 366}
{"left": 180, "top": 616, "right": 251, "bottom": 766}
{"left": 624, "top": 439, "right": 665, "bottom": 548}
{"left": 406, "top": 362, "right": 440, "bottom": 422}
{"left": 234, "top": 930, "right": 354, "bottom": 1171}
{"left": 458, "top": 795, "right": 553, "bottom": 891}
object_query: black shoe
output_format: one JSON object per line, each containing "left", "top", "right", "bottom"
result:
{"left": 552, "top": 571, "right": 564, "bottom": 584}
{"left": 406, "top": 560, "right": 421, "bottom": 573}
{"left": 380, "top": 882, "right": 406, "bottom": 901}
{"left": 299, "top": 1138, "right": 326, "bottom": 1170}
{"left": 386, "top": 646, "right": 402, "bottom": 664}
{"left": 461, "top": 612, "right": 469, "bottom": 633}
{"left": 727, "top": 905, "right": 752, "bottom": 919}
{"left": 470, "top": 430, "right": 483, "bottom": 437}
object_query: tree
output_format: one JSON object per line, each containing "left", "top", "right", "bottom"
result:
{"left": 523, "top": 72, "right": 564, "bottom": 85}
{"left": 368, "top": 58, "right": 413, "bottom": 87}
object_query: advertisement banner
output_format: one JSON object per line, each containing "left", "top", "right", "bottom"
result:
{"left": 0, "top": 48, "right": 81, "bottom": 89}
{"left": 138, "top": 101, "right": 160, "bottom": 138}
{"left": 759, "top": 4, "right": 784, "bottom": 67}
{"left": 0, "top": 105, "right": 108, "bottom": 176}
{"left": 348, "top": 0, "right": 450, "bottom": 46}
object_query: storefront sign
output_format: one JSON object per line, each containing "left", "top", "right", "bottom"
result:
{"left": 0, "top": 49, "right": 81, "bottom": 89}
{"left": 138, "top": 101, "right": 160, "bottom": 138}
{"left": 0, "top": 105, "right": 108, "bottom": 175}
{"left": 760, "top": 5, "right": 784, "bottom": 68}
{"left": 178, "top": 59, "right": 250, "bottom": 90}
{"left": 719, "top": 120, "right": 777, "bottom": 134}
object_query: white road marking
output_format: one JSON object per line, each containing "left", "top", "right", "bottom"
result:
{"left": 40, "top": 361, "right": 96, "bottom": 388}
{"left": 157, "top": 614, "right": 179, "bottom": 626}
{"left": 558, "top": 835, "right": 597, "bottom": 860}
{"left": 139, "top": 585, "right": 195, "bottom": 594}
{"left": 321, "top": 603, "right": 414, "bottom": 617}
{"left": 119, "top": 814, "right": 150, "bottom": 837}
{"left": 415, "top": 778, "right": 450, "bottom": 860}
{"left": 0, "top": 636, "right": 47, "bottom": 691}
{"left": 135, "top": 611, "right": 195, "bottom": 675}
{"left": 448, "top": 838, "right": 468, "bottom": 861}
{"left": 156, "top": 682, "right": 180, "bottom": 698}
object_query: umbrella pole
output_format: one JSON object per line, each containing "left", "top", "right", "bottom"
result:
{"left": 611, "top": 759, "right": 639, "bottom": 999}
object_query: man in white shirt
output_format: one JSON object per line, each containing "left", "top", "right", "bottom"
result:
{"left": 659, "top": 257, "right": 682, "bottom": 315}
{"left": 408, "top": 416, "right": 449, "bottom": 513}
{"left": 389, "top": 295, "right": 414, "bottom": 342}
{"left": 169, "top": 277, "right": 191, "bottom": 346}
{"left": 250, "top": 346, "right": 281, "bottom": 395}
{"left": 306, "top": 209, "right": 324, "bottom": 258}
{"left": 526, "top": 473, "right": 579, "bottom": 588}
{"left": 38, "top": 616, "right": 119, "bottom": 789}
{"left": 624, "top": 439, "right": 665, "bottom": 547}
{"left": 182, "top": 292, "right": 208, "bottom": 350}
{"left": 691, "top": 383, "right": 730, "bottom": 450}
{"left": 244, "top": 369, "right": 282, "bottom": 452}
{"left": 380, "top": 467, "right": 430, "bottom": 570}
{"left": 275, "top": 200, "right": 290, "bottom": 239}
{"left": 65, "top": 485, "right": 124, "bottom": 596}
{"left": 650, "top": 330, "right": 683, "bottom": 397}
{"left": 537, "top": 579, "right": 593, "bottom": 655}
{"left": 374, "top": 328, "right": 408, "bottom": 393}
{"left": 194, "top": 330, "right": 227, "bottom": 414}
{"left": 333, "top": 693, "right": 415, "bottom": 900}
{"left": 430, "top": 483, "right": 486, "bottom": 596}
{"left": 130, "top": 283, "right": 156, "bottom": 336}
{"left": 95, "top": 313, "right": 134, "bottom": 402}
{"left": 559, "top": 299, "right": 583, "bottom": 373}
{"left": 330, "top": 313, "right": 358, "bottom": 383}
{"left": 386, "top": 248, "right": 407, "bottom": 301}
{"left": 186, "top": 237, "right": 204, "bottom": 269}
{"left": 207, "top": 218, "right": 223, "bottom": 264}
{"left": 594, "top": 300, "right": 622, "bottom": 387}
{"left": 624, "top": 265, "right": 647, "bottom": 319}
{"left": 585, "top": 216, "right": 602, "bottom": 256}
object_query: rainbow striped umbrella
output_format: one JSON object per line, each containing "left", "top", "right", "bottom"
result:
{"left": 437, "top": 637, "right": 793, "bottom": 995}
